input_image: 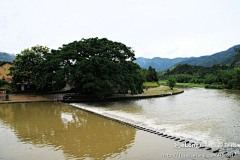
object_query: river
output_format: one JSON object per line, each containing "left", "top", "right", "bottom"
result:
{"left": 0, "top": 87, "right": 239, "bottom": 159}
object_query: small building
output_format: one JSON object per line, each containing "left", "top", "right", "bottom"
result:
{"left": 0, "top": 62, "right": 13, "bottom": 82}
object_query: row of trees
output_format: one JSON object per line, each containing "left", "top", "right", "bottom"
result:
{"left": 8, "top": 38, "right": 144, "bottom": 98}
{"left": 8, "top": 39, "right": 240, "bottom": 93}
{"left": 159, "top": 47, "right": 240, "bottom": 89}
{"left": 160, "top": 63, "right": 240, "bottom": 89}
{"left": 139, "top": 66, "right": 158, "bottom": 82}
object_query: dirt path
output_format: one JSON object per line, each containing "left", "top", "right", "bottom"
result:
{"left": 0, "top": 93, "right": 62, "bottom": 103}
{"left": 141, "top": 86, "right": 181, "bottom": 95}
{"left": 0, "top": 86, "right": 182, "bottom": 104}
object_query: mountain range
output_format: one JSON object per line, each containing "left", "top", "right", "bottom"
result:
{"left": 135, "top": 44, "right": 240, "bottom": 71}
{"left": 135, "top": 57, "right": 195, "bottom": 72}
{"left": 0, "top": 52, "right": 15, "bottom": 62}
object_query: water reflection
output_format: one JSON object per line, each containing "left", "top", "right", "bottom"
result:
{"left": 0, "top": 102, "right": 136, "bottom": 159}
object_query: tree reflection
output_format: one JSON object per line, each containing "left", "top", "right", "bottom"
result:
{"left": 0, "top": 102, "right": 136, "bottom": 159}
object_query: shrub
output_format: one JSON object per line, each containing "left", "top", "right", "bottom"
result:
{"left": 205, "top": 84, "right": 225, "bottom": 89}
{"left": 0, "top": 87, "right": 10, "bottom": 91}
{"left": 0, "top": 80, "right": 9, "bottom": 87}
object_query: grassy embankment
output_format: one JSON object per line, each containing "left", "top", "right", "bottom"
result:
{"left": 142, "top": 82, "right": 181, "bottom": 95}
{"left": 158, "top": 80, "right": 205, "bottom": 87}
{"left": 0, "top": 87, "right": 10, "bottom": 91}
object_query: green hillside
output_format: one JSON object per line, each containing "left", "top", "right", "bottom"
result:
{"left": 136, "top": 44, "right": 240, "bottom": 71}
{"left": 175, "top": 44, "right": 240, "bottom": 67}
{"left": 135, "top": 57, "right": 195, "bottom": 72}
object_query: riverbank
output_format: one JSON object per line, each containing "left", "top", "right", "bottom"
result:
{"left": 158, "top": 80, "right": 205, "bottom": 87}
{"left": 0, "top": 86, "right": 182, "bottom": 103}
{"left": 62, "top": 86, "right": 183, "bottom": 102}
{"left": 0, "top": 93, "right": 62, "bottom": 103}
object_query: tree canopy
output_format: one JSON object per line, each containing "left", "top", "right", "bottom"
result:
{"left": 8, "top": 45, "right": 50, "bottom": 90}
{"left": 44, "top": 37, "right": 144, "bottom": 98}
{"left": 166, "top": 77, "right": 176, "bottom": 90}
{"left": 146, "top": 66, "right": 158, "bottom": 82}
{"left": 140, "top": 66, "right": 158, "bottom": 82}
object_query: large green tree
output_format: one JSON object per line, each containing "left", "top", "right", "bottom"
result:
{"left": 146, "top": 66, "right": 158, "bottom": 82}
{"left": 8, "top": 45, "right": 50, "bottom": 89}
{"left": 139, "top": 68, "right": 148, "bottom": 81}
{"left": 166, "top": 77, "right": 176, "bottom": 90}
{"left": 44, "top": 37, "right": 144, "bottom": 98}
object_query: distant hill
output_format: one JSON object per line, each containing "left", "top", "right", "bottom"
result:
{"left": 174, "top": 44, "right": 240, "bottom": 67}
{"left": 136, "top": 44, "right": 240, "bottom": 72}
{"left": 135, "top": 57, "right": 195, "bottom": 72}
{"left": 0, "top": 52, "right": 15, "bottom": 62}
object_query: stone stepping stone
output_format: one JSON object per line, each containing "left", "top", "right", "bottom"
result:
{"left": 212, "top": 149, "right": 220, "bottom": 153}
{"left": 218, "top": 152, "right": 227, "bottom": 156}
{"left": 199, "top": 146, "right": 205, "bottom": 149}
{"left": 174, "top": 138, "right": 180, "bottom": 141}
{"left": 225, "top": 152, "right": 235, "bottom": 158}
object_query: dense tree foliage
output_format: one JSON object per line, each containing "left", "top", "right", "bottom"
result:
{"left": 8, "top": 45, "right": 50, "bottom": 90}
{"left": 0, "top": 80, "right": 9, "bottom": 87}
{"left": 44, "top": 37, "right": 144, "bottom": 98}
{"left": 140, "top": 66, "right": 158, "bottom": 82}
{"left": 234, "top": 68, "right": 240, "bottom": 89}
{"left": 162, "top": 64, "right": 232, "bottom": 79}
{"left": 161, "top": 63, "right": 240, "bottom": 89}
{"left": 232, "top": 47, "right": 240, "bottom": 67}
{"left": 166, "top": 77, "right": 176, "bottom": 90}
{"left": 146, "top": 66, "right": 158, "bottom": 82}
{"left": 139, "top": 68, "right": 148, "bottom": 81}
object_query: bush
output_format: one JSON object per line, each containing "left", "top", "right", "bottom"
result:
{"left": 0, "top": 87, "right": 10, "bottom": 91}
{"left": 172, "top": 74, "right": 193, "bottom": 83}
{"left": 205, "top": 84, "right": 210, "bottom": 88}
{"left": 190, "top": 78, "right": 204, "bottom": 84}
{"left": 0, "top": 80, "right": 9, "bottom": 87}
{"left": 217, "top": 85, "right": 224, "bottom": 89}
{"left": 167, "top": 77, "right": 176, "bottom": 89}
{"left": 204, "top": 84, "right": 225, "bottom": 89}
{"left": 204, "top": 74, "right": 217, "bottom": 84}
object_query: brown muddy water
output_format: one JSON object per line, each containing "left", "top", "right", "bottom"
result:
{"left": 0, "top": 87, "right": 239, "bottom": 159}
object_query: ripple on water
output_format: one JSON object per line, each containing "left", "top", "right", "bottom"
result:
{"left": 72, "top": 87, "right": 240, "bottom": 153}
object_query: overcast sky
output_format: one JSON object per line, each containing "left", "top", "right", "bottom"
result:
{"left": 1, "top": 0, "right": 240, "bottom": 58}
